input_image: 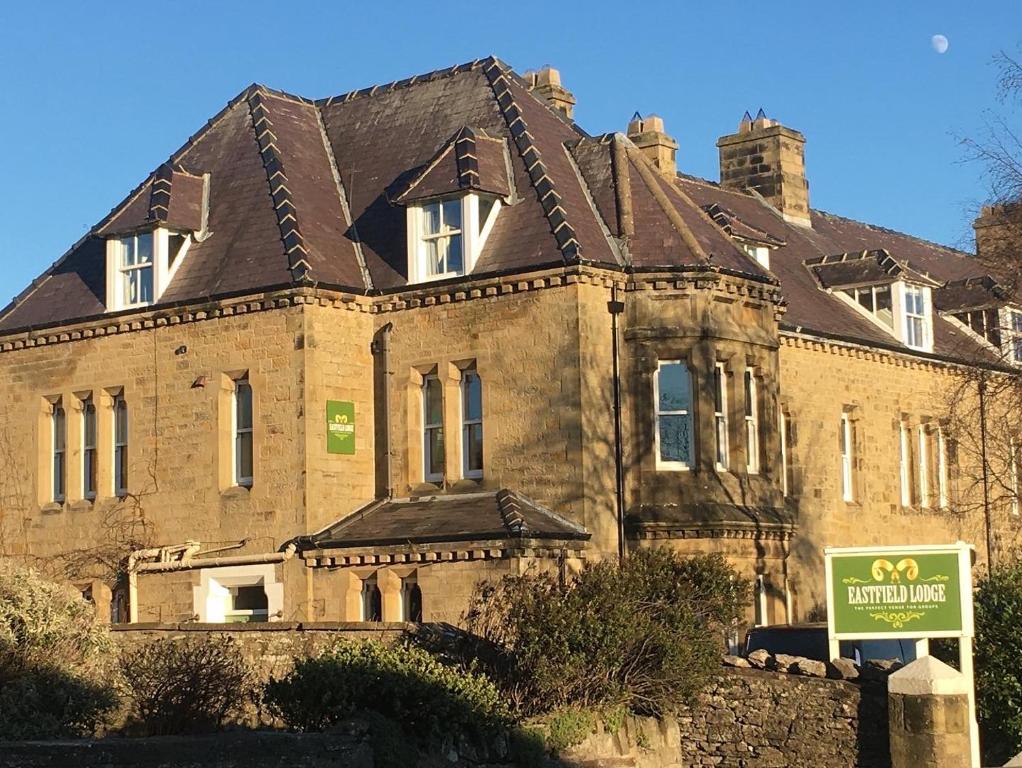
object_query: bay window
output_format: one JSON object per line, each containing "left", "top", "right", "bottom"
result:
{"left": 654, "top": 361, "right": 694, "bottom": 470}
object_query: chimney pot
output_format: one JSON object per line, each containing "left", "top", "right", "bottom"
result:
{"left": 527, "top": 66, "right": 576, "bottom": 119}
{"left": 717, "top": 114, "right": 810, "bottom": 227}
{"left": 626, "top": 113, "right": 679, "bottom": 177}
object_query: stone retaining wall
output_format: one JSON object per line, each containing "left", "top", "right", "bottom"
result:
{"left": 97, "top": 627, "right": 892, "bottom": 766}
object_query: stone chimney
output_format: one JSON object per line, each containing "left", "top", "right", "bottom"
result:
{"left": 973, "top": 202, "right": 1020, "bottom": 261}
{"left": 717, "top": 109, "right": 811, "bottom": 227}
{"left": 626, "top": 114, "right": 679, "bottom": 177}
{"left": 526, "top": 67, "right": 576, "bottom": 119}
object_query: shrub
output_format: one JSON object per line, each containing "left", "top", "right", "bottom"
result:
{"left": 970, "top": 564, "right": 1022, "bottom": 765}
{"left": 264, "top": 640, "right": 510, "bottom": 742}
{"left": 0, "top": 562, "right": 118, "bottom": 739}
{"left": 465, "top": 549, "right": 749, "bottom": 718}
{"left": 120, "top": 634, "right": 254, "bottom": 735}
{"left": 545, "top": 707, "right": 595, "bottom": 752}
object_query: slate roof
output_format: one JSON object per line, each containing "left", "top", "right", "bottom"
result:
{"left": 311, "top": 489, "right": 590, "bottom": 548}
{"left": 0, "top": 56, "right": 1007, "bottom": 367}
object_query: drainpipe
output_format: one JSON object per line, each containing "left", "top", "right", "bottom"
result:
{"left": 371, "top": 323, "right": 394, "bottom": 499}
{"left": 126, "top": 541, "right": 200, "bottom": 624}
{"left": 608, "top": 286, "right": 626, "bottom": 562}
{"left": 978, "top": 375, "right": 995, "bottom": 570}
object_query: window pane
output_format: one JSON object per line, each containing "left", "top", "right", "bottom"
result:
{"left": 236, "top": 382, "right": 253, "bottom": 429}
{"left": 425, "top": 378, "right": 442, "bottom": 425}
{"left": 856, "top": 288, "right": 874, "bottom": 312}
{"left": 875, "top": 286, "right": 893, "bottom": 327}
{"left": 713, "top": 367, "right": 723, "bottom": 412}
{"left": 54, "top": 407, "right": 66, "bottom": 451}
{"left": 115, "top": 446, "right": 127, "bottom": 494}
{"left": 136, "top": 233, "right": 153, "bottom": 264}
{"left": 425, "top": 238, "right": 441, "bottom": 276}
{"left": 658, "top": 364, "right": 691, "bottom": 412}
{"left": 659, "top": 414, "right": 692, "bottom": 464}
{"left": 442, "top": 199, "right": 462, "bottom": 232}
{"left": 237, "top": 431, "right": 253, "bottom": 481}
{"left": 446, "top": 234, "right": 463, "bottom": 274}
{"left": 138, "top": 266, "right": 153, "bottom": 304}
{"left": 115, "top": 400, "right": 128, "bottom": 443}
{"left": 121, "top": 237, "right": 135, "bottom": 266}
{"left": 466, "top": 423, "right": 483, "bottom": 473}
{"left": 422, "top": 202, "right": 441, "bottom": 235}
{"left": 1013, "top": 311, "right": 1022, "bottom": 333}
{"left": 744, "top": 371, "right": 754, "bottom": 416}
{"left": 427, "top": 428, "right": 444, "bottom": 476}
{"left": 463, "top": 374, "right": 482, "bottom": 421}
{"left": 84, "top": 403, "right": 96, "bottom": 445}
{"left": 907, "top": 317, "right": 924, "bottom": 347}
{"left": 54, "top": 453, "right": 64, "bottom": 499}
{"left": 232, "top": 585, "right": 267, "bottom": 612}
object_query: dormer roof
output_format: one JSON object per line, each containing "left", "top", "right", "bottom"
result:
{"left": 393, "top": 126, "right": 511, "bottom": 203}
{"left": 934, "top": 275, "right": 1008, "bottom": 313}
{"left": 805, "top": 249, "right": 943, "bottom": 290}
{"left": 97, "top": 164, "right": 207, "bottom": 237}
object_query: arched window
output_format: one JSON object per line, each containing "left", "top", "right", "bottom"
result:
{"left": 422, "top": 374, "right": 444, "bottom": 483}
{"left": 361, "top": 575, "right": 382, "bottom": 622}
{"left": 401, "top": 577, "right": 423, "bottom": 623}
{"left": 654, "top": 361, "right": 694, "bottom": 470}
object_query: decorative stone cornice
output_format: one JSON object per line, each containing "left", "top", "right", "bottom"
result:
{"left": 301, "top": 538, "right": 586, "bottom": 568}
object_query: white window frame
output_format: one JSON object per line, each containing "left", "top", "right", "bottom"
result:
{"left": 406, "top": 194, "right": 500, "bottom": 284}
{"left": 233, "top": 379, "right": 254, "bottom": 488}
{"left": 918, "top": 425, "right": 931, "bottom": 509}
{"left": 52, "top": 400, "right": 66, "bottom": 504}
{"left": 654, "top": 360, "right": 694, "bottom": 471}
{"left": 834, "top": 280, "right": 933, "bottom": 353}
{"left": 113, "top": 394, "right": 128, "bottom": 497}
{"left": 745, "top": 369, "right": 760, "bottom": 475}
{"left": 460, "top": 371, "right": 483, "bottom": 480}
{"left": 82, "top": 395, "right": 97, "bottom": 501}
{"left": 713, "top": 363, "right": 729, "bottom": 471}
{"left": 903, "top": 284, "right": 929, "bottom": 350}
{"left": 899, "top": 419, "right": 912, "bottom": 507}
{"left": 193, "top": 564, "right": 282, "bottom": 624}
{"left": 840, "top": 412, "right": 854, "bottom": 502}
{"left": 422, "top": 374, "right": 444, "bottom": 483}
{"left": 780, "top": 411, "right": 790, "bottom": 498}
{"left": 105, "top": 228, "right": 191, "bottom": 312}
{"left": 1005, "top": 308, "right": 1022, "bottom": 365}
{"left": 937, "top": 426, "right": 949, "bottom": 510}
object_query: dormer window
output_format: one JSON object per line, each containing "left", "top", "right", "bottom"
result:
{"left": 117, "top": 233, "right": 154, "bottom": 308}
{"left": 1008, "top": 309, "right": 1022, "bottom": 363}
{"left": 406, "top": 194, "right": 501, "bottom": 283}
{"left": 421, "top": 199, "right": 463, "bottom": 277}
{"left": 844, "top": 285, "right": 893, "bottom": 328}
{"left": 105, "top": 228, "right": 191, "bottom": 312}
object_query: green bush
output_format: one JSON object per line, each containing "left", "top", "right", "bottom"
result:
{"left": 264, "top": 640, "right": 509, "bottom": 742}
{"left": 0, "top": 562, "right": 118, "bottom": 739}
{"left": 465, "top": 549, "right": 749, "bottom": 718}
{"left": 545, "top": 707, "right": 596, "bottom": 752}
{"left": 971, "top": 564, "right": 1022, "bottom": 765}
{"left": 120, "top": 634, "right": 254, "bottom": 735}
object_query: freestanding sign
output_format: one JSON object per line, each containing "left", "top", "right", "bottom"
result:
{"left": 326, "top": 401, "right": 356, "bottom": 455}
{"left": 825, "top": 542, "right": 978, "bottom": 767}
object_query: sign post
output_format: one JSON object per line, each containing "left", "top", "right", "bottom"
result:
{"left": 824, "top": 542, "right": 977, "bottom": 767}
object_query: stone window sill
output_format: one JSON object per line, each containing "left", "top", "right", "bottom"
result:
{"left": 69, "top": 499, "right": 95, "bottom": 513}
{"left": 40, "top": 502, "right": 64, "bottom": 515}
{"left": 222, "top": 485, "right": 252, "bottom": 501}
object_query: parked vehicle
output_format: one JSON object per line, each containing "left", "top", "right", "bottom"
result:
{"left": 743, "top": 622, "right": 917, "bottom": 665}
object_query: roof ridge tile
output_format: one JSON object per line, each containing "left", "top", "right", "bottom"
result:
{"left": 317, "top": 57, "right": 493, "bottom": 107}
{"left": 247, "top": 89, "right": 314, "bottom": 286}
{"left": 482, "top": 59, "right": 581, "bottom": 264}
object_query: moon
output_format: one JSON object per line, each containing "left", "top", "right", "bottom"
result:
{"left": 931, "top": 34, "right": 949, "bottom": 54}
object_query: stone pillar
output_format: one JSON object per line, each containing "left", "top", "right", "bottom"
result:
{"left": 888, "top": 656, "right": 973, "bottom": 768}
{"left": 378, "top": 569, "right": 402, "bottom": 623}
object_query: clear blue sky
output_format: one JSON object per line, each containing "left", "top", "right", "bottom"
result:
{"left": 1, "top": 1, "right": 1019, "bottom": 305}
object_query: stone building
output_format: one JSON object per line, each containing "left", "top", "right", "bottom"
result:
{"left": 0, "top": 58, "right": 1018, "bottom": 627}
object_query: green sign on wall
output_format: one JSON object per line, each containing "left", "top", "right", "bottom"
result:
{"left": 326, "top": 401, "right": 355, "bottom": 455}
{"left": 826, "top": 545, "right": 973, "bottom": 639}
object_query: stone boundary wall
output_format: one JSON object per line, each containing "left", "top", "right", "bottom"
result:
{"left": 98, "top": 627, "right": 892, "bottom": 766}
